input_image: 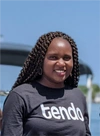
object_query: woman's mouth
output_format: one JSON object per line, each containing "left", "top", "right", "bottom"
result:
{"left": 55, "top": 70, "right": 66, "bottom": 76}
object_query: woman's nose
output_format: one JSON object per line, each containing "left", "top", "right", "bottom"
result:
{"left": 57, "top": 58, "right": 65, "bottom": 66}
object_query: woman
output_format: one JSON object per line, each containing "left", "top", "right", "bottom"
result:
{"left": 1, "top": 31, "right": 91, "bottom": 136}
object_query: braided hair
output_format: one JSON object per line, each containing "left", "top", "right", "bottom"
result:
{"left": 12, "top": 31, "right": 80, "bottom": 89}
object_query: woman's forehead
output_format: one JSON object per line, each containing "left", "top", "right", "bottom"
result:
{"left": 47, "top": 38, "right": 72, "bottom": 51}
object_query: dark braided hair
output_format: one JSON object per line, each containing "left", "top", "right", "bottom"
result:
{"left": 12, "top": 31, "right": 80, "bottom": 89}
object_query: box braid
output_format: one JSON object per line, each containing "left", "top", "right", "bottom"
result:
{"left": 12, "top": 31, "right": 80, "bottom": 90}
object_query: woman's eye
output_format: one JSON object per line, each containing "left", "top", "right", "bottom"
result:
{"left": 49, "top": 56, "right": 57, "bottom": 60}
{"left": 64, "top": 56, "right": 71, "bottom": 61}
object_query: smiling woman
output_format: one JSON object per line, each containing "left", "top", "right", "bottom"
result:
{"left": 0, "top": 31, "right": 92, "bottom": 136}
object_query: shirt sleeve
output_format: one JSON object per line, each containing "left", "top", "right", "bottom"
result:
{"left": 84, "top": 100, "right": 92, "bottom": 136}
{"left": 1, "top": 91, "right": 25, "bottom": 136}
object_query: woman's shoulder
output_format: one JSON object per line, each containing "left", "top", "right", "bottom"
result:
{"left": 66, "top": 86, "right": 86, "bottom": 99}
{"left": 73, "top": 87, "right": 86, "bottom": 99}
{"left": 12, "top": 83, "right": 33, "bottom": 91}
{"left": 10, "top": 82, "right": 37, "bottom": 97}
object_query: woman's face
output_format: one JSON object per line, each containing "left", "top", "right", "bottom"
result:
{"left": 40, "top": 37, "right": 73, "bottom": 88}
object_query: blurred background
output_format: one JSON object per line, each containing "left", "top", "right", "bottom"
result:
{"left": 0, "top": 1, "right": 100, "bottom": 136}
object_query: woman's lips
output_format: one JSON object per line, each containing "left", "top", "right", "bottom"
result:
{"left": 54, "top": 70, "right": 66, "bottom": 76}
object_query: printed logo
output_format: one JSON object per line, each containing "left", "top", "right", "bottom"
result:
{"left": 40, "top": 103, "right": 84, "bottom": 121}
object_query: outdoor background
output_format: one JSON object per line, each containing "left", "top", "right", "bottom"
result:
{"left": 0, "top": 0, "right": 100, "bottom": 136}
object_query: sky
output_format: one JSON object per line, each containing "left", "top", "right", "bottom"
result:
{"left": 0, "top": 0, "right": 100, "bottom": 90}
